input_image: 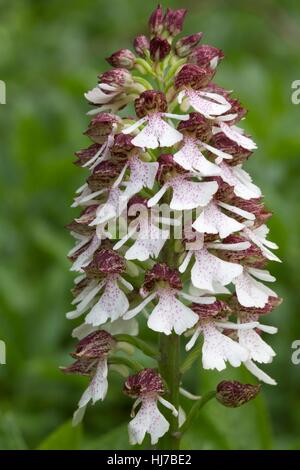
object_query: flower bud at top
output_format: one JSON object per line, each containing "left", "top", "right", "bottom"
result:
{"left": 84, "top": 248, "right": 125, "bottom": 277}
{"left": 177, "top": 112, "right": 212, "bottom": 142}
{"left": 124, "top": 368, "right": 164, "bottom": 398}
{"left": 216, "top": 381, "right": 261, "bottom": 408}
{"left": 99, "top": 68, "right": 133, "bottom": 88}
{"left": 189, "top": 45, "right": 224, "bottom": 69}
{"left": 164, "top": 8, "right": 187, "bottom": 37}
{"left": 84, "top": 113, "right": 120, "bottom": 144}
{"left": 106, "top": 49, "right": 136, "bottom": 70}
{"left": 135, "top": 90, "right": 167, "bottom": 118}
{"left": 141, "top": 263, "right": 182, "bottom": 295}
{"left": 149, "top": 4, "right": 164, "bottom": 35}
{"left": 133, "top": 35, "right": 150, "bottom": 58}
{"left": 71, "top": 330, "right": 116, "bottom": 359}
{"left": 150, "top": 36, "right": 171, "bottom": 62}
{"left": 175, "top": 32, "right": 203, "bottom": 57}
{"left": 174, "top": 64, "right": 215, "bottom": 90}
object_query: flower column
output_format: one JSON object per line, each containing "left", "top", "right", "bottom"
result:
{"left": 63, "top": 5, "right": 281, "bottom": 450}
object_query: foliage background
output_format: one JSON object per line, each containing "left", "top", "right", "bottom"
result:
{"left": 0, "top": 0, "right": 300, "bottom": 450}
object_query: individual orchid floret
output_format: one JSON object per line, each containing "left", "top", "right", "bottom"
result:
{"left": 216, "top": 381, "right": 261, "bottom": 407}
{"left": 123, "top": 90, "right": 189, "bottom": 149}
{"left": 106, "top": 49, "right": 136, "bottom": 70}
{"left": 109, "top": 134, "right": 159, "bottom": 198}
{"left": 179, "top": 233, "right": 250, "bottom": 292}
{"left": 175, "top": 33, "right": 203, "bottom": 58}
{"left": 185, "top": 301, "right": 254, "bottom": 371}
{"left": 67, "top": 248, "right": 132, "bottom": 326}
{"left": 188, "top": 45, "right": 224, "bottom": 69}
{"left": 175, "top": 65, "right": 231, "bottom": 118}
{"left": 114, "top": 196, "right": 169, "bottom": 261}
{"left": 232, "top": 266, "right": 278, "bottom": 309}
{"left": 124, "top": 263, "right": 214, "bottom": 335}
{"left": 174, "top": 113, "right": 228, "bottom": 175}
{"left": 242, "top": 224, "right": 281, "bottom": 262}
{"left": 209, "top": 132, "right": 253, "bottom": 166}
{"left": 62, "top": 330, "right": 116, "bottom": 425}
{"left": 148, "top": 154, "right": 218, "bottom": 210}
{"left": 124, "top": 368, "right": 178, "bottom": 445}
{"left": 85, "top": 68, "right": 134, "bottom": 112}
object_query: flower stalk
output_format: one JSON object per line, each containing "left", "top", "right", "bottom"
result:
{"left": 63, "top": 4, "right": 282, "bottom": 450}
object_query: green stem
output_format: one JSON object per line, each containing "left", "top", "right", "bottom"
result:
{"left": 179, "top": 391, "right": 216, "bottom": 435}
{"left": 157, "top": 333, "right": 181, "bottom": 450}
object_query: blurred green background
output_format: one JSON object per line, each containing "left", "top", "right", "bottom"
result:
{"left": 0, "top": 0, "right": 300, "bottom": 450}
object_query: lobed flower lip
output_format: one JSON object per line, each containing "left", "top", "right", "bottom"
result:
{"left": 133, "top": 35, "right": 150, "bottom": 58}
{"left": 124, "top": 368, "right": 164, "bottom": 397}
{"left": 106, "top": 49, "right": 136, "bottom": 70}
{"left": 191, "top": 300, "right": 232, "bottom": 320}
{"left": 216, "top": 380, "right": 261, "bottom": 408}
{"left": 177, "top": 112, "right": 212, "bottom": 142}
{"left": 134, "top": 90, "right": 167, "bottom": 118}
{"left": 209, "top": 133, "right": 252, "bottom": 166}
{"left": 175, "top": 64, "right": 216, "bottom": 90}
{"left": 141, "top": 263, "right": 183, "bottom": 295}
{"left": 150, "top": 36, "right": 171, "bottom": 62}
{"left": 84, "top": 248, "right": 126, "bottom": 276}
{"left": 71, "top": 330, "right": 116, "bottom": 359}
{"left": 87, "top": 160, "right": 124, "bottom": 192}
{"left": 188, "top": 45, "right": 224, "bottom": 68}
{"left": 175, "top": 32, "right": 203, "bottom": 57}
{"left": 229, "top": 294, "right": 282, "bottom": 316}
{"left": 164, "top": 7, "right": 187, "bottom": 37}
{"left": 84, "top": 113, "right": 120, "bottom": 144}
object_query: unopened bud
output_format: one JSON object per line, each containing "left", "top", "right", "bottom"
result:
{"left": 216, "top": 381, "right": 261, "bottom": 408}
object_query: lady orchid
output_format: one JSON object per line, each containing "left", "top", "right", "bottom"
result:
{"left": 63, "top": 5, "right": 281, "bottom": 449}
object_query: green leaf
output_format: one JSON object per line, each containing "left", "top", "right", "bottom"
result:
{"left": 37, "top": 420, "right": 82, "bottom": 450}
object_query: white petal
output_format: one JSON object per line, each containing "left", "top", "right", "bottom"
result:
{"left": 174, "top": 138, "right": 221, "bottom": 176}
{"left": 185, "top": 327, "right": 201, "bottom": 351}
{"left": 85, "top": 278, "right": 129, "bottom": 326}
{"left": 187, "top": 90, "right": 231, "bottom": 118}
{"left": 158, "top": 397, "right": 178, "bottom": 417}
{"left": 79, "top": 358, "right": 108, "bottom": 407}
{"left": 128, "top": 398, "right": 169, "bottom": 445}
{"left": 219, "top": 163, "right": 261, "bottom": 200}
{"left": 219, "top": 122, "right": 257, "bottom": 150}
{"left": 218, "top": 201, "right": 255, "bottom": 221}
{"left": 122, "top": 117, "right": 147, "bottom": 134}
{"left": 123, "top": 292, "right": 157, "bottom": 320}
{"left": 238, "top": 329, "right": 276, "bottom": 364}
{"left": 170, "top": 178, "right": 218, "bottom": 210}
{"left": 192, "top": 202, "right": 244, "bottom": 238}
{"left": 191, "top": 248, "right": 242, "bottom": 291}
{"left": 244, "top": 359, "right": 277, "bottom": 385}
{"left": 202, "top": 323, "right": 249, "bottom": 371}
{"left": 233, "top": 271, "right": 277, "bottom": 308}
{"left": 147, "top": 290, "right": 198, "bottom": 335}
{"left": 124, "top": 158, "right": 159, "bottom": 197}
